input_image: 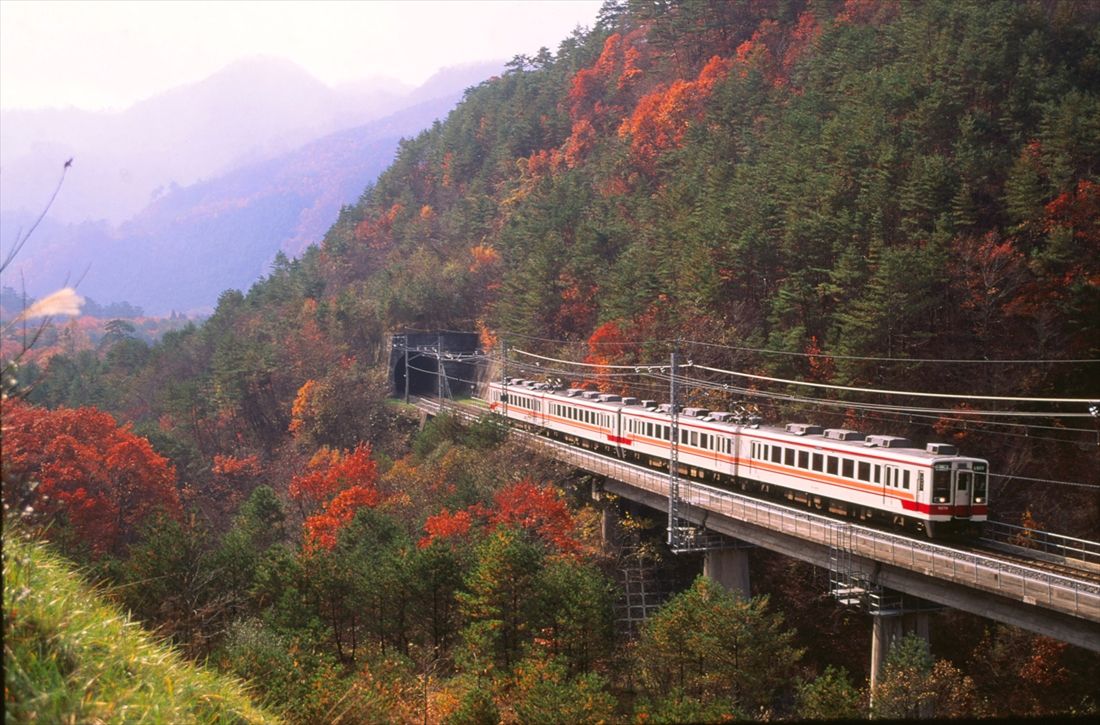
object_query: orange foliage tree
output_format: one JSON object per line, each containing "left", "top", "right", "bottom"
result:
{"left": 1, "top": 400, "right": 180, "bottom": 555}
{"left": 619, "top": 55, "right": 733, "bottom": 173}
{"left": 419, "top": 479, "right": 579, "bottom": 554}
{"left": 289, "top": 443, "right": 381, "bottom": 551}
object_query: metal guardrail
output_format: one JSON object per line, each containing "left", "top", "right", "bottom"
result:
{"left": 414, "top": 398, "right": 1100, "bottom": 623}
{"left": 981, "top": 521, "right": 1100, "bottom": 568}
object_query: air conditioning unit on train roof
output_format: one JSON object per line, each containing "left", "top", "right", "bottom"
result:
{"left": 824, "top": 428, "right": 865, "bottom": 442}
{"left": 565, "top": 388, "right": 584, "bottom": 397}
{"left": 598, "top": 394, "right": 622, "bottom": 403}
{"left": 582, "top": 391, "right": 601, "bottom": 399}
{"left": 707, "top": 411, "right": 733, "bottom": 422}
{"left": 786, "top": 423, "right": 824, "bottom": 436}
{"left": 864, "top": 435, "right": 912, "bottom": 448}
{"left": 926, "top": 442, "right": 958, "bottom": 455}
{"left": 641, "top": 400, "right": 658, "bottom": 409}
{"left": 621, "top": 397, "right": 641, "bottom": 406}
{"left": 683, "top": 408, "right": 711, "bottom": 418}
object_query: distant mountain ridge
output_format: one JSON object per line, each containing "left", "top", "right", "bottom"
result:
{"left": 1, "top": 57, "right": 500, "bottom": 223}
{"left": 1, "top": 59, "right": 503, "bottom": 314}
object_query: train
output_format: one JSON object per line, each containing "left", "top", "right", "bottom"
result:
{"left": 485, "top": 378, "right": 989, "bottom": 538}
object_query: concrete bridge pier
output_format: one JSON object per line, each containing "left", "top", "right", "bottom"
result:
{"left": 870, "top": 610, "right": 932, "bottom": 697}
{"left": 703, "top": 545, "right": 752, "bottom": 598}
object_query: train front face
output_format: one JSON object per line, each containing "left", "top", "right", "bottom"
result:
{"left": 928, "top": 458, "right": 990, "bottom": 534}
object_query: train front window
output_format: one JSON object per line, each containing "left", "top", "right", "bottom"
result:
{"left": 933, "top": 466, "right": 952, "bottom": 503}
{"left": 973, "top": 463, "right": 988, "bottom": 503}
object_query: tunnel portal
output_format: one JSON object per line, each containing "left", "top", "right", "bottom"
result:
{"left": 389, "top": 332, "right": 480, "bottom": 400}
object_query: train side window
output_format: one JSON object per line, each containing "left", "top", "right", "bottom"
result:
{"left": 784, "top": 448, "right": 794, "bottom": 466}
{"left": 661, "top": 426, "right": 668, "bottom": 440}
{"left": 691, "top": 431, "right": 699, "bottom": 447}
{"left": 903, "top": 470, "right": 910, "bottom": 490}
{"left": 858, "top": 462, "right": 870, "bottom": 481}
{"left": 771, "top": 446, "right": 781, "bottom": 464}
{"left": 874, "top": 465, "right": 881, "bottom": 484}
{"left": 827, "top": 456, "right": 838, "bottom": 475}
{"left": 812, "top": 453, "right": 823, "bottom": 471}
{"left": 700, "top": 433, "right": 709, "bottom": 449}
{"left": 918, "top": 471, "right": 924, "bottom": 491}
{"left": 842, "top": 459, "right": 854, "bottom": 478}
{"left": 798, "top": 450, "right": 810, "bottom": 468}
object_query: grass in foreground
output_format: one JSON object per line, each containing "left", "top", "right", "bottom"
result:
{"left": 3, "top": 527, "right": 279, "bottom": 724}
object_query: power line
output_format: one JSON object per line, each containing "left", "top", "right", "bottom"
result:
{"left": 500, "top": 329, "right": 1100, "bottom": 365}
{"left": 510, "top": 347, "right": 1097, "bottom": 409}
{"left": 410, "top": 356, "right": 1097, "bottom": 487}
{"left": 989, "top": 472, "right": 1100, "bottom": 491}
{"left": 688, "top": 363, "right": 1096, "bottom": 406}
{"left": 682, "top": 339, "right": 1100, "bottom": 365}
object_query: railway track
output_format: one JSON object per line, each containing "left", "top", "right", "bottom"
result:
{"left": 411, "top": 396, "right": 1100, "bottom": 611}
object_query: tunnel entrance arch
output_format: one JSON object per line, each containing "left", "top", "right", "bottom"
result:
{"left": 393, "top": 351, "right": 441, "bottom": 397}
{"left": 389, "top": 331, "right": 480, "bottom": 400}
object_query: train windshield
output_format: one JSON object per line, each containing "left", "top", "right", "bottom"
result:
{"left": 932, "top": 465, "right": 952, "bottom": 503}
{"left": 972, "top": 462, "right": 988, "bottom": 503}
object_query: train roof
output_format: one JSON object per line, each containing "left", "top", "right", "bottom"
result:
{"left": 490, "top": 380, "right": 982, "bottom": 462}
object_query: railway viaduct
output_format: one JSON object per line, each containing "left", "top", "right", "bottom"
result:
{"left": 404, "top": 390, "right": 1100, "bottom": 688}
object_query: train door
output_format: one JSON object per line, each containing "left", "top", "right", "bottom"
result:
{"left": 883, "top": 465, "right": 898, "bottom": 504}
{"left": 953, "top": 465, "right": 973, "bottom": 519}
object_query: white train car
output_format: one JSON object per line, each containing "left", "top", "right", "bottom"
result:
{"left": 735, "top": 423, "right": 988, "bottom": 536}
{"left": 483, "top": 381, "right": 988, "bottom": 537}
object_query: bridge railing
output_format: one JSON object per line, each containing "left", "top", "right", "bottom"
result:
{"left": 414, "top": 398, "right": 1100, "bottom": 623}
{"left": 536, "top": 435, "right": 1100, "bottom": 623}
{"left": 980, "top": 521, "right": 1100, "bottom": 569}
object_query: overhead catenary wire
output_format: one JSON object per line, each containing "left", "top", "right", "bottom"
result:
{"left": 407, "top": 353, "right": 1098, "bottom": 487}
{"left": 688, "top": 363, "right": 1097, "bottom": 406}
{"left": 500, "top": 329, "right": 1100, "bottom": 365}
{"left": 988, "top": 472, "right": 1100, "bottom": 491}
{"left": 681, "top": 338, "right": 1100, "bottom": 365}
{"left": 435, "top": 351, "right": 1098, "bottom": 434}
{"left": 510, "top": 347, "right": 1097, "bottom": 409}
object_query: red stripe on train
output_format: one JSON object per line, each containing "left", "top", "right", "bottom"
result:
{"left": 901, "top": 501, "right": 988, "bottom": 516}
{"left": 607, "top": 435, "right": 632, "bottom": 445}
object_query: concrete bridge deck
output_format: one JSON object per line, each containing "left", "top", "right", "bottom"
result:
{"left": 413, "top": 396, "right": 1100, "bottom": 651}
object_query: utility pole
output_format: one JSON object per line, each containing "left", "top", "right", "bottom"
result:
{"left": 500, "top": 335, "right": 508, "bottom": 419}
{"left": 437, "top": 334, "right": 444, "bottom": 411}
{"left": 667, "top": 346, "right": 681, "bottom": 548}
{"left": 403, "top": 334, "right": 410, "bottom": 404}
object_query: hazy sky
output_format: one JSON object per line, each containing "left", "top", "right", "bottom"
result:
{"left": 0, "top": 0, "right": 604, "bottom": 111}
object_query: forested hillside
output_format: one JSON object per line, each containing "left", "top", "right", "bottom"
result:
{"left": 6, "top": 0, "right": 1099, "bottom": 720}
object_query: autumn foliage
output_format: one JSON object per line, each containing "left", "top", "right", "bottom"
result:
{"left": 619, "top": 55, "right": 733, "bottom": 171}
{"left": 1, "top": 400, "right": 180, "bottom": 555}
{"left": 289, "top": 443, "right": 381, "bottom": 551}
{"left": 420, "top": 479, "right": 579, "bottom": 554}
